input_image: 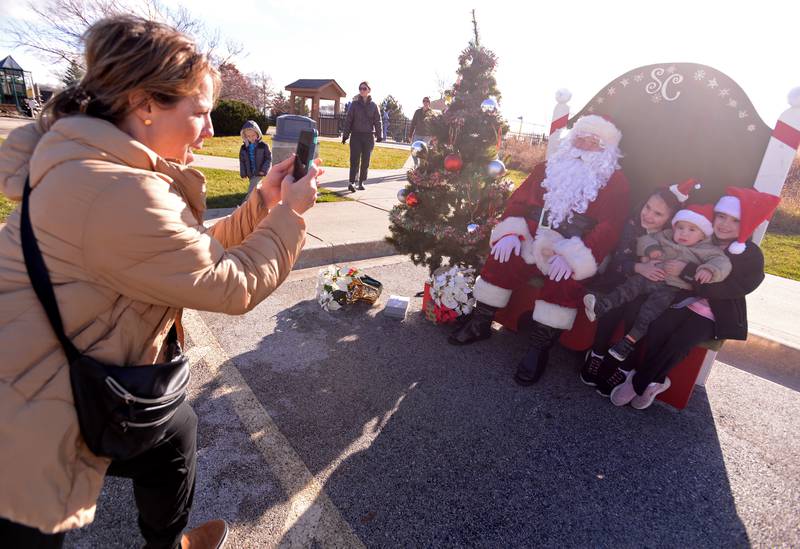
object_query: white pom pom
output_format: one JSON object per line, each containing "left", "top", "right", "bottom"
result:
{"left": 789, "top": 87, "right": 800, "bottom": 108}
{"left": 729, "top": 241, "right": 747, "bottom": 255}
{"left": 555, "top": 88, "right": 572, "bottom": 104}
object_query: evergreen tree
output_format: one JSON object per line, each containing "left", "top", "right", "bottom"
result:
{"left": 387, "top": 11, "right": 511, "bottom": 274}
{"left": 60, "top": 59, "right": 84, "bottom": 87}
{"left": 381, "top": 95, "right": 405, "bottom": 141}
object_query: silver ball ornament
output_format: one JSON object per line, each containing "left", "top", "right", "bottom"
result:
{"left": 410, "top": 140, "right": 428, "bottom": 158}
{"left": 397, "top": 188, "right": 410, "bottom": 203}
{"left": 487, "top": 159, "right": 506, "bottom": 178}
{"left": 480, "top": 98, "right": 498, "bottom": 113}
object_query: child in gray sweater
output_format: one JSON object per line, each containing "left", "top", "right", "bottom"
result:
{"left": 584, "top": 204, "right": 731, "bottom": 361}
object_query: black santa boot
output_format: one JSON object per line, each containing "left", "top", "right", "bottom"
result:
{"left": 514, "top": 321, "right": 563, "bottom": 386}
{"left": 447, "top": 301, "right": 499, "bottom": 345}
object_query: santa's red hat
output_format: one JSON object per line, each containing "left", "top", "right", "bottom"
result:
{"left": 672, "top": 204, "right": 715, "bottom": 237}
{"left": 572, "top": 115, "right": 622, "bottom": 148}
{"left": 714, "top": 186, "right": 781, "bottom": 254}
{"left": 669, "top": 178, "right": 702, "bottom": 203}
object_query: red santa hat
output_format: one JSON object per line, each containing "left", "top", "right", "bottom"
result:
{"left": 572, "top": 115, "right": 622, "bottom": 148}
{"left": 669, "top": 178, "right": 702, "bottom": 203}
{"left": 714, "top": 186, "right": 781, "bottom": 254}
{"left": 672, "top": 204, "right": 715, "bottom": 237}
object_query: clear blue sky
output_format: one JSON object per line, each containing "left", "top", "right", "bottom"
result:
{"left": 2, "top": 0, "right": 798, "bottom": 131}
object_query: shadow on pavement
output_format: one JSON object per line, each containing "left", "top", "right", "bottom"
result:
{"left": 232, "top": 290, "right": 748, "bottom": 547}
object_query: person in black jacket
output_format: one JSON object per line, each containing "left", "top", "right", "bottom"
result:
{"left": 342, "top": 81, "right": 383, "bottom": 192}
{"left": 608, "top": 186, "right": 781, "bottom": 410}
{"left": 583, "top": 180, "right": 699, "bottom": 395}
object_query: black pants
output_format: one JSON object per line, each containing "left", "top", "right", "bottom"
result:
{"left": 592, "top": 294, "right": 648, "bottom": 372}
{"left": 0, "top": 402, "right": 198, "bottom": 549}
{"left": 349, "top": 132, "right": 374, "bottom": 183}
{"left": 596, "top": 275, "right": 680, "bottom": 341}
{"left": 632, "top": 307, "right": 715, "bottom": 394}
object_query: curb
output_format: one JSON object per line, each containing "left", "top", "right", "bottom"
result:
{"left": 294, "top": 238, "right": 397, "bottom": 270}
{"left": 717, "top": 331, "right": 800, "bottom": 391}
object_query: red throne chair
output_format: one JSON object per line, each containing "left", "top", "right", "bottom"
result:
{"left": 495, "top": 63, "right": 800, "bottom": 409}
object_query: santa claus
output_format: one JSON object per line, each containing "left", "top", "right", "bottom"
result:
{"left": 449, "top": 115, "right": 631, "bottom": 385}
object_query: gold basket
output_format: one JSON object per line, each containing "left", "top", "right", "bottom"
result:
{"left": 347, "top": 275, "right": 383, "bottom": 305}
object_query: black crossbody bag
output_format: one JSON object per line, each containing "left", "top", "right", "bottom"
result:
{"left": 20, "top": 177, "right": 190, "bottom": 461}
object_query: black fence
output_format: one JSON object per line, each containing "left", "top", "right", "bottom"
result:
{"left": 317, "top": 114, "right": 413, "bottom": 142}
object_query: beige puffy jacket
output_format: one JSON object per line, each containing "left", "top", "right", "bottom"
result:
{"left": 0, "top": 116, "right": 306, "bottom": 533}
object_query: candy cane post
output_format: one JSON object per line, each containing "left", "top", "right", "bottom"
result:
{"left": 750, "top": 87, "right": 800, "bottom": 245}
{"left": 546, "top": 88, "right": 572, "bottom": 158}
{"left": 695, "top": 86, "right": 800, "bottom": 387}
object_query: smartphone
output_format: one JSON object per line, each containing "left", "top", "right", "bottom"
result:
{"left": 292, "top": 129, "right": 318, "bottom": 181}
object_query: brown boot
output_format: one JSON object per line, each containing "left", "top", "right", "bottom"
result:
{"left": 181, "top": 520, "right": 229, "bottom": 549}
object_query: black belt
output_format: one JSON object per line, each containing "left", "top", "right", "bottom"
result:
{"left": 526, "top": 206, "right": 597, "bottom": 239}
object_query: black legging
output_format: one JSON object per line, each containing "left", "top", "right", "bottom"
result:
{"left": 632, "top": 307, "right": 715, "bottom": 394}
{"left": 0, "top": 402, "right": 198, "bottom": 549}
{"left": 349, "top": 132, "right": 375, "bottom": 183}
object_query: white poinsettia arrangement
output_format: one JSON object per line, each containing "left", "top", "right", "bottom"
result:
{"left": 429, "top": 266, "right": 476, "bottom": 320}
{"left": 316, "top": 265, "right": 382, "bottom": 312}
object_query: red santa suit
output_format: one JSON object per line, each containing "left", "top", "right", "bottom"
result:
{"left": 474, "top": 119, "right": 630, "bottom": 330}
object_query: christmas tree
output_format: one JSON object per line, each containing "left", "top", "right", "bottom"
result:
{"left": 387, "top": 11, "right": 512, "bottom": 274}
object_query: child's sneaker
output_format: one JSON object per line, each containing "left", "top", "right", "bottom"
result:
{"left": 596, "top": 367, "right": 629, "bottom": 397}
{"left": 580, "top": 352, "right": 604, "bottom": 386}
{"left": 583, "top": 294, "right": 598, "bottom": 322}
{"left": 610, "top": 369, "right": 637, "bottom": 406}
{"left": 608, "top": 338, "right": 636, "bottom": 362}
{"left": 631, "top": 378, "right": 672, "bottom": 410}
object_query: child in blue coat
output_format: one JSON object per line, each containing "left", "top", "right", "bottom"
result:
{"left": 239, "top": 120, "right": 271, "bottom": 197}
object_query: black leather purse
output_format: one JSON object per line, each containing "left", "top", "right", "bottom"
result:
{"left": 20, "top": 177, "right": 190, "bottom": 461}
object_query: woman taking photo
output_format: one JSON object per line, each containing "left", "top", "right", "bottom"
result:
{"left": 0, "top": 15, "right": 318, "bottom": 549}
{"left": 609, "top": 186, "right": 780, "bottom": 409}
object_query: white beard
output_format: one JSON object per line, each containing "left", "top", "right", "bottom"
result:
{"left": 541, "top": 140, "right": 621, "bottom": 228}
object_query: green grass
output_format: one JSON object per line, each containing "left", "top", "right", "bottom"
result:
{"left": 0, "top": 137, "right": 14, "bottom": 221}
{"left": 761, "top": 233, "right": 800, "bottom": 281}
{"left": 198, "top": 166, "right": 348, "bottom": 209}
{"left": 506, "top": 169, "right": 528, "bottom": 188}
{"left": 196, "top": 136, "right": 410, "bottom": 170}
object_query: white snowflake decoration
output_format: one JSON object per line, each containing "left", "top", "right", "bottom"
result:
{"left": 651, "top": 94, "right": 662, "bottom": 103}
{"left": 694, "top": 69, "right": 706, "bottom": 80}
{"left": 607, "top": 87, "right": 616, "bottom": 96}
{"left": 620, "top": 78, "right": 630, "bottom": 87}
{"left": 707, "top": 78, "right": 719, "bottom": 89}
{"left": 718, "top": 88, "right": 730, "bottom": 97}
{"left": 747, "top": 124, "right": 756, "bottom": 132}
{"left": 633, "top": 73, "right": 644, "bottom": 82}
{"left": 597, "top": 97, "right": 605, "bottom": 104}
{"left": 728, "top": 99, "right": 738, "bottom": 108}
{"left": 739, "top": 110, "right": 749, "bottom": 119}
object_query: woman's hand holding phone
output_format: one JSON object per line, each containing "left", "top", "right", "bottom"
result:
{"left": 259, "top": 155, "right": 295, "bottom": 210}
{"left": 281, "top": 158, "right": 323, "bottom": 215}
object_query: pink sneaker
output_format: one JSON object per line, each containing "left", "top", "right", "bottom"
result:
{"left": 631, "top": 378, "right": 672, "bottom": 410}
{"left": 610, "top": 370, "right": 637, "bottom": 406}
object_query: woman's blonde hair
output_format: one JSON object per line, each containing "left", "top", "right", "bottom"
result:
{"left": 41, "top": 15, "right": 220, "bottom": 129}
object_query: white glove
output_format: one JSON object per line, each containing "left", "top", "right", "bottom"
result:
{"left": 490, "top": 235, "right": 522, "bottom": 263}
{"left": 548, "top": 254, "right": 573, "bottom": 282}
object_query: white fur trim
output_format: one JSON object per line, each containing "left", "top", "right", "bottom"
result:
{"left": 530, "top": 228, "right": 565, "bottom": 273}
{"left": 672, "top": 209, "right": 714, "bottom": 237}
{"left": 532, "top": 300, "right": 577, "bottom": 330}
{"left": 490, "top": 216, "right": 533, "bottom": 245}
{"left": 473, "top": 277, "right": 513, "bottom": 308}
{"left": 572, "top": 115, "right": 622, "bottom": 148}
{"left": 728, "top": 241, "right": 747, "bottom": 255}
{"left": 714, "top": 196, "right": 741, "bottom": 219}
{"left": 553, "top": 236, "right": 598, "bottom": 281}
{"left": 669, "top": 183, "right": 689, "bottom": 203}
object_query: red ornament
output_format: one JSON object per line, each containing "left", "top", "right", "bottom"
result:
{"left": 444, "top": 154, "right": 463, "bottom": 172}
{"left": 406, "top": 192, "right": 419, "bottom": 207}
